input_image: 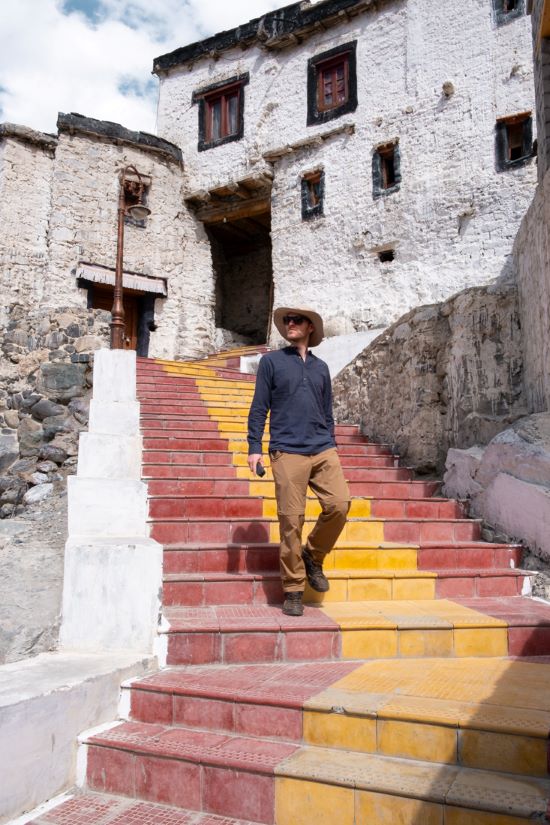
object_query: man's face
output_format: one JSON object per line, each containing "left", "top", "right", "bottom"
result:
{"left": 284, "top": 314, "right": 314, "bottom": 345}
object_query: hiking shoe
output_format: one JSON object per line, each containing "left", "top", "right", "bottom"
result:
{"left": 282, "top": 592, "right": 304, "bottom": 616}
{"left": 302, "top": 548, "right": 330, "bottom": 592}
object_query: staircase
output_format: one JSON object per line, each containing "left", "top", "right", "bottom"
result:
{"left": 29, "top": 349, "right": 550, "bottom": 825}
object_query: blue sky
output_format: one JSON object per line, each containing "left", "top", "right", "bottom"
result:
{"left": 0, "top": 0, "right": 282, "bottom": 134}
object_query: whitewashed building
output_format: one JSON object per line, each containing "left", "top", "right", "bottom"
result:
{"left": 0, "top": 0, "right": 538, "bottom": 359}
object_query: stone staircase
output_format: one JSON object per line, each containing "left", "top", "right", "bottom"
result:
{"left": 29, "top": 348, "right": 550, "bottom": 825}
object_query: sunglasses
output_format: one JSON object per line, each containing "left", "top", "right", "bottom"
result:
{"left": 283, "top": 314, "right": 310, "bottom": 325}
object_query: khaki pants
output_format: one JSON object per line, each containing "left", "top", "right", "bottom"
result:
{"left": 270, "top": 447, "right": 350, "bottom": 593}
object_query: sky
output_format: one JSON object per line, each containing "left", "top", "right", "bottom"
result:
{"left": 0, "top": 0, "right": 285, "bottom": 135}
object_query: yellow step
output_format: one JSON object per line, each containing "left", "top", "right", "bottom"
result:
{"left": 268, "top": 520, "right": 385, "bottom": 544}
{"left": 301, "top": 658, "right": 550, "bottom": 777}
{"left": 262, "top": 498, "right": 371, "bottom": 518}
{"left": 320, "top": 600, "right": 508, "bottom": 659}
{"left": 304, "top": 570, "right": 436, "bottom": 603}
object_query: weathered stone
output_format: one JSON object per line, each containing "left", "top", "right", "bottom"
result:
{"left": 39, "top": 444, "right": 68, "bottom": 464}
{"left": 36, "top": 363, "right": 86, "bottom": 402}
{"left": 49, "top": 432, "right": 78, "bottom": 457}
{"left": 0, "top": 484, "right": 26, "bottom": 504}
{"left": 30, "top": 398, "right": 66, "bottom": 421}
{"left": 71, "top": 353, "right": 90, "bottom": 364}
{"left": 0, "top": 433, "right": 19, "bottom": 472}
{"left": 29, "top": 472, "right": 49, "bottom": 486}
{"left": 74, "top": 335, "right": 103, "bottom": 353}
{"left": 36, "top": 460, "right": 58, "bottom": 473}
{"left": 8, "top": 458, "right": 37, "bottom": 476}
{"left": 23, "top": 483, "right": 53, "bottom": 504}
{"left": 0, "top": 503, "right": 16, "bottom": 518}
{"left": 68, "top": 397, "right": 89, "bottom": 424}
{"left": 16, "top": 418, "right": 43, "bottom": 457}
{"left": 42, "top": 413, "right": 77, "bottom": 440}
{"left": 3, "top": 410, "right": 19, "bottom": 429}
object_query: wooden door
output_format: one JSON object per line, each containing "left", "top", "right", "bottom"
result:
{"left": 90, "top": 286, "right": 139, "bottom": 350}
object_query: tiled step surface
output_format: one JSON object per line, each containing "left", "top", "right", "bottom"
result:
{"left": 59, "top": 353, "right": 550, "bottom": 825}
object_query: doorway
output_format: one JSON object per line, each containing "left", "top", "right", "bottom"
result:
{"left": 207, "top": 210, "right": 273, "bottom": 345}
{"left": 88, "top": 284, "right": 156, "bottom": 354}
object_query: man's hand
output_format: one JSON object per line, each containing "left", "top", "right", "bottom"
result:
{"left": 248, "top": 453, "right": 263, "bottom": 475}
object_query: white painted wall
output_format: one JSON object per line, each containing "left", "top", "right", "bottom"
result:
{"left": 157, "top": 0, "right": 537, "bottom": 341}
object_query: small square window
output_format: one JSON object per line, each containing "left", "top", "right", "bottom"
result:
{"left": 495, "top": 113, "right": 533, "bottom": 171}
{"left": 373, "top": 141, "right": 401, "bottom": 198}
{"left": 493, "top": 0, "right": 524, "bottom": 26}
{"left": 301, "top": 170, "right": 325, "bottom": 220}
{"left": 193, "top": 74, "right": 249, "bottom": 151}
{"left": 307, "top": 42, "right": 357, "bottom": 126}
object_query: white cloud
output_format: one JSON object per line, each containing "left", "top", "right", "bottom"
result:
{"left": 0, "top": 0, "right": 282, "bottom": 134}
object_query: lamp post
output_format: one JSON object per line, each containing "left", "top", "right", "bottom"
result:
{"left": 110, "top": 165, "right": 151, "bottom": 349}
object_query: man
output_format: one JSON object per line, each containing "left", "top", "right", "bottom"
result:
{"left": 247, "top": 307, "right": 351, "bottom": 616}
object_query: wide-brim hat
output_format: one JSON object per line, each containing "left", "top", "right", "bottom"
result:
{"left": 273, "top": 307, "right": 324, "bottom": 347}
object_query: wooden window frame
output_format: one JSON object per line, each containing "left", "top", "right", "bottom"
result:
{"left": 495, "top": 112, "right": 533, "bottom": 171}
{"left": 193, "top": 73, "right": 249, "bottom": 152}
{"left": 301, "top": 170, "right": 325, "bottom": 220}
{"left": 373, "top": 141, "right": 401, "bottom": 199}
{"left": 307, "top": 41, "right": 357, "bottom": 126}
{"left": 493, "top": 0, "right": 524, "bottom": 26}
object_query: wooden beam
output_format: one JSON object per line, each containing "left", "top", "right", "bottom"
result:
{"left": 195, "top": 194, "right": 271, "bottom": 224}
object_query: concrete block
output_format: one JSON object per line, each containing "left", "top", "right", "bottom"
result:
{"left": 482, "top": 473, "right": 550, "bottom": 560}
{"left": 0, "top": 651, "right": 155, "bottom": 823}
{"left": 67, "top": 477, "right": 148, "bottom": 537}
{"left": 88, "top": 399, "right": 140, "bottom": 435}
{"left": 59, "top": 538, "right": 163, "bottom": 652}
{"left": 76, "top": 433, "right": 142, "bottom": 480}
{"left": 91, "top": 349, "right": 136, "bottom": 403}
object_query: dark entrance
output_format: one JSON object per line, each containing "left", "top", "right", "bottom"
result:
{"left": 186, "top": 174, "right": 274, "bottom": 346}
{"left": 87, "top": 284, "right": 156, "bottom": 355}
{"left": 207, "top": 211, "right": 272, "bottom": 345}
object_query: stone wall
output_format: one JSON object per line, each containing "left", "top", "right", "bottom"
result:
{"left": 332, "top": 280, "right": 526, "bottom": 472}
{"left": 514, "top": 168, "right": 550, "bottom": 413}
{"left": 156, "top": 0, "right": 537, "bottom": 339}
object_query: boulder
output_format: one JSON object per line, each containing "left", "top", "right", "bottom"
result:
{"left": 68, "top": 398, "right": 89, "bottom": 425}
{"left": 74, "top": 335, "right": 103, "bottom": 353}
{"left": 3, "top": 410, "right": 19, "bottom": 429}
{"left": 30, "top": 399, "right": 66, "bottom": 421}
{"left": 17, "top": 418, "right": 43, "bottom": 457}
{"left": 39, "top": 444, "right": 68, "bottom": 465}
{"left": 36, "top": 461, "right": 58, "bottom": 474}
{"left": 0, "top": 434, "right": 19, "bottom": 472}
{"left": 30, "top": 472, "right": 49, "bottom": 486}
{"left": 23, "top": 483, "right": 53, "bottom": 505}
{"left": 42, "top": 413, "right": 77, "bottom": 440}
{"left": 36, "top": 363, "right": 86, "bottom": 402}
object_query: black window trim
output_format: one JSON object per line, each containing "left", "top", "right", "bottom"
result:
{"left": 372, "top": 140, "right": 402, "bottom": 199}
{"left": 301, "top": 169, "right": 325, "bottom": 220}
{"left": 493, "top": 0, "right": 525, "bottom": 26}
{"left": 193, "top": 72, "right": 250, "bottom": 152}
{"left": 307, "top": 41, "right": 358, "bottom": 126}
{"left": 495, "top": 112, "right": 534, "bottom": 171}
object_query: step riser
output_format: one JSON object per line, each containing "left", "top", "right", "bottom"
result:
{"left": 85, "top": 744, "right": 276, "bottom": 823}
{"left": 125, "top": 688, "right": 547, "bottom": 778}
{"left": 164, "top": 625, "right": 515, "bottom": 665}
{"left": 162, "top": 575, "right": 526, "bottom": 606}
{"left": 418, "top": 546, "right": 523, "bottom": 569}
{"left": 146, "top": 480, "right": 438, "bottom": 497}
{"left": 144, "top": 466, "right": 238, "bottom": 479}
{"left": 150, "top": 519, "right": 480, "bottom": 545}
{"left": 143, "top": 452, "right": 234, "bottom": 465}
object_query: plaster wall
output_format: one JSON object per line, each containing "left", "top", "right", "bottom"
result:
{"left": 0, "top": 136, "right": 54, "bottom": 309}
{"left": 157, "top": 0, "right": 537, "bottom": 336}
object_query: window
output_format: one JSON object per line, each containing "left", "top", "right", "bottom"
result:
{"left": 378, "top": 249, "right": 395, "bottom": 263}
{"left": 307, "top": 42, "right": 357, "bottom": 126}
{"left": 493, "top": 0, "right": 524, "bottom": 26}
{"left": 301, "top": 170, "right": 325, "bottom": 220}
{"left": 495, "top": 113, "right": 533, "bottom": 171}
{"left": 193, "top": 73, "right": 249, "bottom": 151}
{"left": 372, "top": 141, "right": 401, "bottom": 198}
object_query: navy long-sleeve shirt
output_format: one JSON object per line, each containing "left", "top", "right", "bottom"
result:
{"left": 247, "top": 347, "right": 336, "bottom": 455}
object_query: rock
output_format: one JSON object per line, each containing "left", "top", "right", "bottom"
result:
{"left": 8, "top": 458, "right": 37, "bottom": 476}
{"left": 3, "top": 410, "right": 19, "bottom": 428}
{"left": 0, "top": 484, "right": 26, "bottom": 504}
{"left": 30, "top": 398, "right": 66, "bottom": 421}
{"left": 23, "top": 483, "right": 53, "bottom": 505}
{"left": 50, "top": 432, "right": 78, "bottom": 456}
{"left": 36, "top": 461, "right": 57, "bottom": 473}
{"left": 36, "top": 363, "right": 86, "bottom": 402}
{"left": 30, "top": 472, "right": 49, "bottom": 486}
{"left": 68, "top": 397, "right": 89, "bottom": 425}
{"left": 74, "top": 335, "right": 103, "bottom": 353}
{"left": 39, "top": 444, "right": 68, "bottom": 465}
{"left": 17, "top": 417, "right": 43, "bottom": 457}
{"left": 0, "top": 504, "right": 16, "bottom": 518}
{"left": 0, "top": 433, "right": 19, "bottom": 472}
{"left": 20, "top": 393, "right": 41, "bottom": 410}
{"left": 42, "top": 413, "right": 77, "bottom": 440}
